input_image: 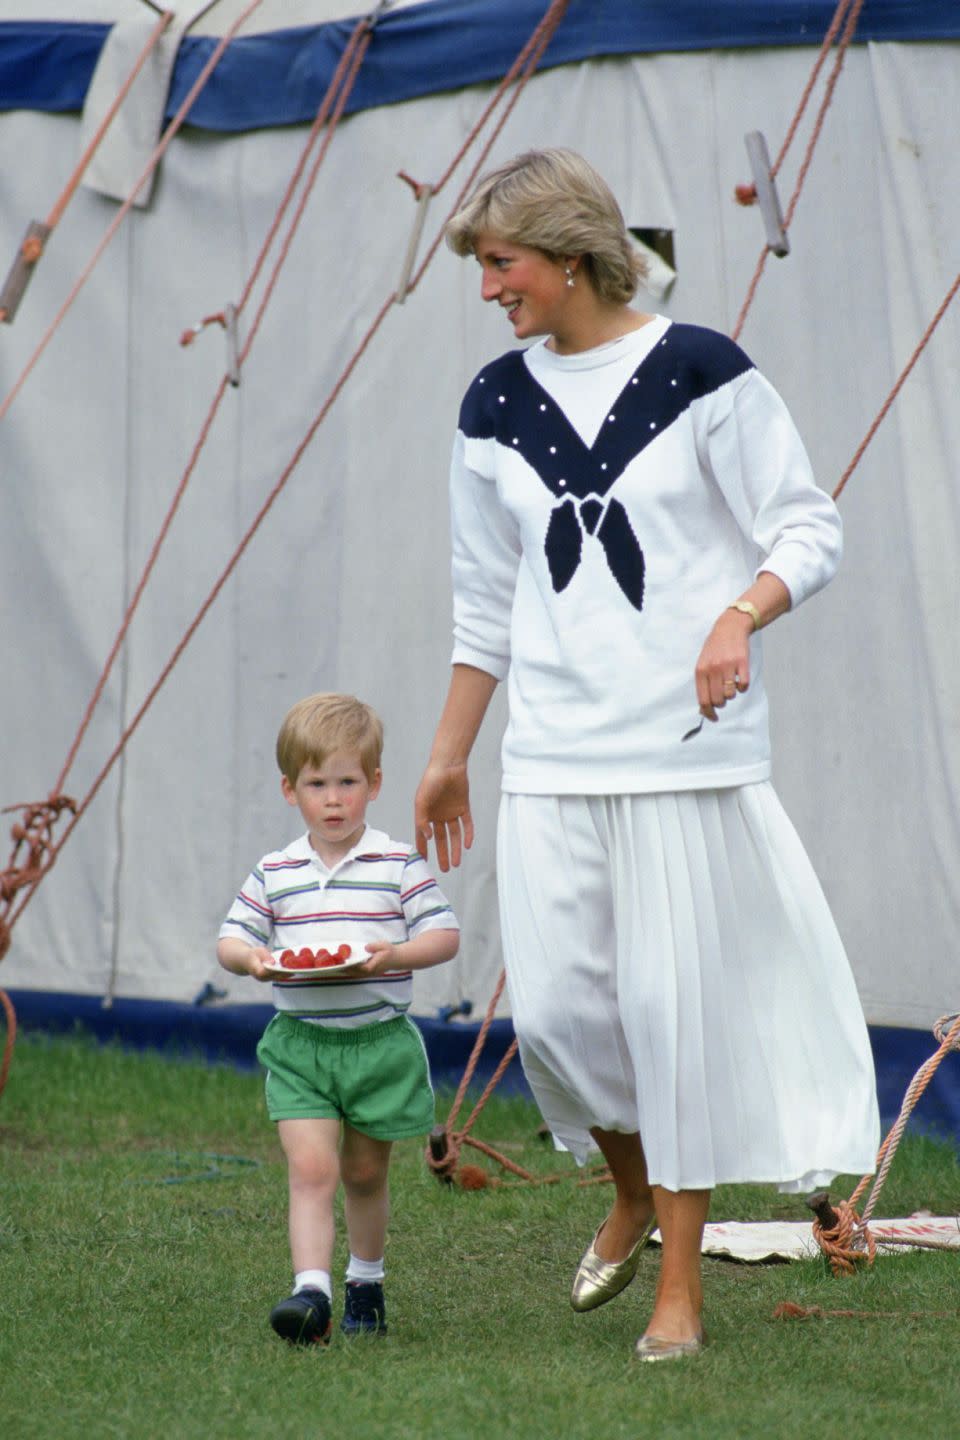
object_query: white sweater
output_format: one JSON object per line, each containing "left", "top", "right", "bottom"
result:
{"left": 449, "top": 317, "right": 842, "bottom": 793}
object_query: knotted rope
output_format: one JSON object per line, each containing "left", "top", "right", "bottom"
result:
{"left": 0, "top": 795, "right": 77, "bottom": 961}
{"left": 0, "top": 794, "right": 75, "bottom": 1103}
{"left": 810, "top": 1012, "right": 960, "bottom": 1276}
{"left": 425, "top": 968, "right": 609, "bottom": 1191}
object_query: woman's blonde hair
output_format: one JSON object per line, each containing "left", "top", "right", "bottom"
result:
{"left": 276, "top": 693, "right": 383, "bottom": 784}
{"left": 446, "top": 148, "right": 646, "bottom": 305}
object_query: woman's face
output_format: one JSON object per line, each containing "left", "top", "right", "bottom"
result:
{"left": 473, "top": 231, "right": 572, "bottom": 341}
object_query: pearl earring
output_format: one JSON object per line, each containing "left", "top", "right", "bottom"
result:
{"left": 565, "top": 265, "right": 575, "bottom": 288}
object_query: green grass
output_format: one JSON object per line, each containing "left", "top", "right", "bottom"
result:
{"left": 1, "top": 1028, "right": 958, "bottom": 1440}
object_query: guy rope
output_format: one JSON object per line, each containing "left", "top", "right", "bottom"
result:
{"left": 0, "top": 0, "right": 572, "bottom": 1101}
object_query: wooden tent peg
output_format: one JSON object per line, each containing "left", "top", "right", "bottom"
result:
{"left": 395, "top": 172, "right": 434, "bottom": 305}
{"left": 806, "top": 1190, "right": 841, "bottom": 1230}
{"left": 0, "top": 221, "right": 53, "bottom": 324}
{"left": 743, "top": 131, "right": 789, "bottom": 258}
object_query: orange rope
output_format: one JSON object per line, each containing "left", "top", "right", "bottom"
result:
{"left": 774, "top": 1301, "right": 959, "bottom": 1321}
{"left": 408, "top": 0, "right": 569, "bottom": 293}
{"left": 0, "top": 10, "right": 174, "bottom": 323}
{"left": 731, "top": 0, "right": 865, "bottom": 342}
{"left": 0, "top": 988, "right": 15, "bottom": 1105}
{"left": 424, "top": 962, "right": 613, "bottom": 1190}
{"left": 851, "top": 1013, "right": 960, "bottom": 1223}
{"left": 769, "top": 0, "right": 855, "bottom": 179}
{"left": 48, "top": 18, "right": 372, "bottom": 805}
{"left": 46, "top": 10, "right": 175, "bottom": 232}
{"left": 0, "top": 0, "right": 268, "bottom": 425}
{"left": 833, "top": 270, "right": 960, "bottom": 500}
{"left": 810, "top": 1013, "right": 960, "bottom": 1276}
{"left": 0, "top": 2, "right": 568, "bottom": 965}
{"left": 0, "top": 796, "right": 77, "bottom": 961}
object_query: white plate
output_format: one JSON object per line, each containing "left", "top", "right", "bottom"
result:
{"left": 267, "top": 947, "right": 366, "bottom": 980}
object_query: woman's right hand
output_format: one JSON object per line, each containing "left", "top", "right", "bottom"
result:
{"left": 415, "top": 761, "right": 474, "bottom": 872}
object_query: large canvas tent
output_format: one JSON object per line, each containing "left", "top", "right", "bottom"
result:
{"left": 1, "top": 2, "right": 958, "bottom": 1119}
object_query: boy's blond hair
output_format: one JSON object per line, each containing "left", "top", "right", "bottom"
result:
{"left": 276, "top": 693, "right": 384, "bottom": 784}
{"left": 445, "top": 148, "right": 646, "bottom": 305}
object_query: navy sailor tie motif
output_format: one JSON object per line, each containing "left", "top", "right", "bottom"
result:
{"left": 459, "top": 325, "right": 754, "bottom": 614}
{"left": 545, "top": 494, "right": 645, "bottom": 610}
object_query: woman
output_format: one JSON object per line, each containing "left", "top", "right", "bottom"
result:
{"left": 415, "top": 149, "right": 878, "bottom": 1361}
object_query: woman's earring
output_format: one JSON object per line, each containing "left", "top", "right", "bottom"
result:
{"left": 565, "top": 265, "right": 575, "bottom": 288}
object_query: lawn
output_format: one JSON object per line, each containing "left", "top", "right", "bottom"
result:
{"left": 1, "top": 1028, "right": 958, "bottom": 1440}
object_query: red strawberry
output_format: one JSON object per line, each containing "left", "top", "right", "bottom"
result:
{"left": 280, "top": 948, "right": 317, "bottom": 969}
{"left": 335, "top": 944, "right": 352, "bottom": 961}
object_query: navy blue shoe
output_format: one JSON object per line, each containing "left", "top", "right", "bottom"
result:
{"left": 270, "top": 1287, "right": 332, "bottom": 1346}
{"left": 340, "top": 1280, "right": 388, "bottom": 1336}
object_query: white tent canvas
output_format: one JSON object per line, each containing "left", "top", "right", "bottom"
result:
{"left": 0, "top": 2, "right": 958, "bottom": 1037}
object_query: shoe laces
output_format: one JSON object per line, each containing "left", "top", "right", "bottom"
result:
{"left": 345, "top": 1280, "right": 384, "bottom": 1322}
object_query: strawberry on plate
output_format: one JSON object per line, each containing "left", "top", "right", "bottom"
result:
{"left": 314, "top": 944, "right": 353, "bottom": 968}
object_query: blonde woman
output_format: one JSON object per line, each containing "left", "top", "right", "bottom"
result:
{"left": 415, "top": 149, "right": 878, "bottom": 1361}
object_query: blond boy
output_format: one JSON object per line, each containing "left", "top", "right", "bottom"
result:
{"left": 218, "top": 694, "right": 459, "bottom": 1344}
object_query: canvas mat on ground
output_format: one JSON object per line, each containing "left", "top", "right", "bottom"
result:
{"left": 645, "top": 1217, "right": 960, "bottom": 1262}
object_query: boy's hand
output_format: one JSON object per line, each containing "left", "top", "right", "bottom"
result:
{"left": 217, "top": 937, "right": 276, "bottom": 982}
{"left": 358, "top": 940, "right": 399, "bottom": 977}
{"left": 244, "top": 945, "right": 276, "bottom": 982}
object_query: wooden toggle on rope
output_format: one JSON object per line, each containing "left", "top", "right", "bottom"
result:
{"left": 0, "top": 0, "right": 269, "bottom": 423}
{"left": 731, "top": 0, "right": 866, "bottom": 341}
{"left": 180, "top": 306, "right": 241, "bottom": 386}
{"left": 394, "top": 172, "right": 434, "bottom": 305}
{"left": 0, "top": 0, "right": 572, "bottom": 1108}
{"left": 737, "top": 132, "right": 789, "bottom": 257}
{"left": 0, "top": 8, "right": 174, "bottom": 324}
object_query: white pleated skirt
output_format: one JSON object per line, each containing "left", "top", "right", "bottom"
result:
{"left": 497, "top": 785, "right": 880, "bottom": 1193}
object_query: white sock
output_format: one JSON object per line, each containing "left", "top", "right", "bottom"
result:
{"left": 293, "top": 1269, "right": 332, "bottom": 1298}
{"left": 345, "top": 1253, "right": 385, "bottom": 1284}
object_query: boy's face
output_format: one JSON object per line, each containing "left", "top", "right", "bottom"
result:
{"left": 282, "top": 748, "right": 381, "bottom": 862}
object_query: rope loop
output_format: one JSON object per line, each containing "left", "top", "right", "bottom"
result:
{"left": 0, "top": 793, "right": 77, "bottom": 918}
{"left": 933, "top": 1013, "right": 960, "bottom": 1049}
{"left": 397, "top": 170, "right": 430, "bottom": 202}
{"left": 180, "top": 312, "right": 227, "bottom": 348}
{"left": 812, "top": 1198, "right": 877, "bottom": 1277}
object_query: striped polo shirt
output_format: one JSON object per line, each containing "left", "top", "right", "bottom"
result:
{"left": 219, "top": 826, "right": 458, "bottom": 1028}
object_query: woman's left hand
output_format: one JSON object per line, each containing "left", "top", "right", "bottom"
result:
{"left": 695, "top": 609, "right": 753, "bottom": 722}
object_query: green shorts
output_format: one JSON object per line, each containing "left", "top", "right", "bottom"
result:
{"left": 256, "top": 1012, "right": 435, "bottom": 1140}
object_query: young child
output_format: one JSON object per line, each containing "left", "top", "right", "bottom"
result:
{"left": 217, "top": 693, "right": 459, "bottom": 1346}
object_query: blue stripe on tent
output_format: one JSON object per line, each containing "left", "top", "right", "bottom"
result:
{"left": 1, "top": 2, "right": 959, "bottom": 133}
{"left": 3, "top": 987, "right": 529, "bottom": 1095}
{"left": 5, "top": 989, "right": 960, "bottom": 1148}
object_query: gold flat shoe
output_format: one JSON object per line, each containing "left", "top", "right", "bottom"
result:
{"left": 570, "top": 1213, "right": 657, "bottom": 1312}
{"left": 634, "top": 1331, "right": 705, "bottom": 1363}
